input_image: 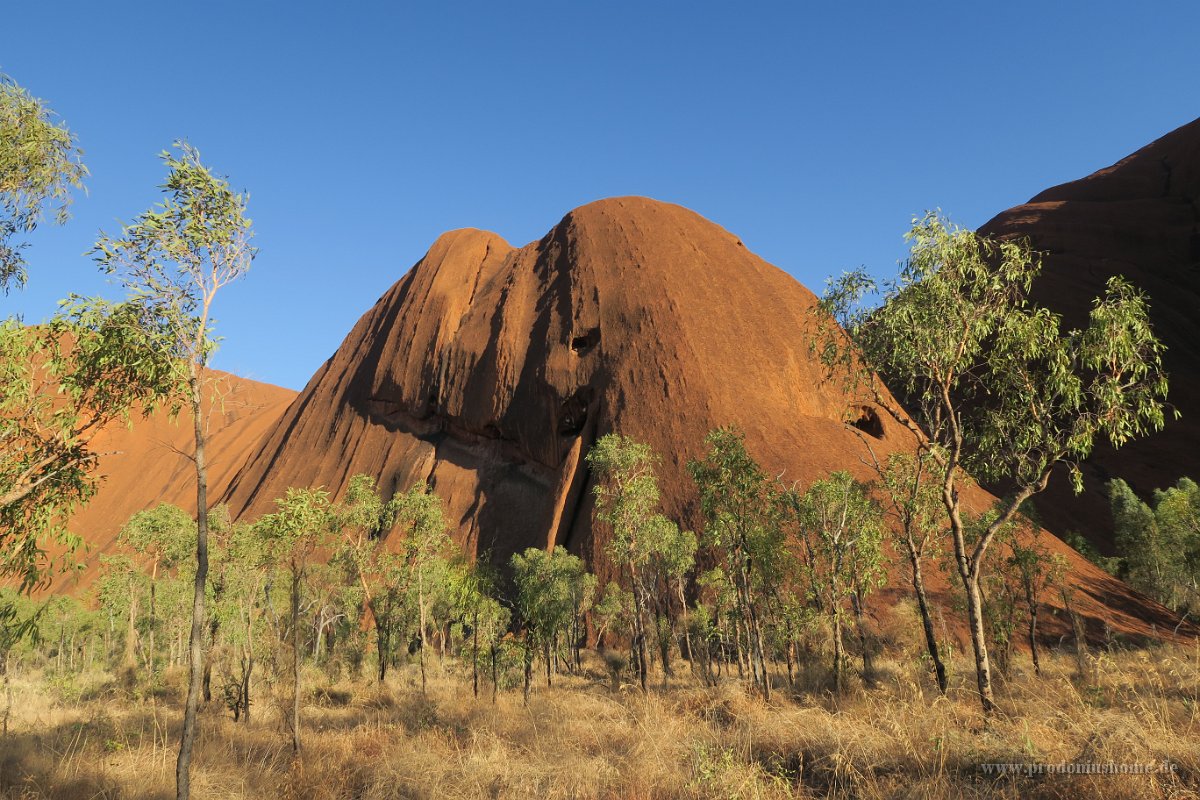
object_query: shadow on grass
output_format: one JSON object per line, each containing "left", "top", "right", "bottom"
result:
{"left": 0, "top": 710, "right": 173, "bottom": 800}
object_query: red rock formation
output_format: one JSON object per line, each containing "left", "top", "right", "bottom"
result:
{"left": 223, "top": 198, "right": 916, "bottom": 582}
{"left": 980, "top": 117, "right": 1200, "bottom": 552}
{"left": 220, "top": 197, "right": 1185, "bottom": 639}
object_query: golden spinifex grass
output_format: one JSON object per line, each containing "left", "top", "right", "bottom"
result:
{"left": 0, "top": 644, "right": 1197, "bottom": 800}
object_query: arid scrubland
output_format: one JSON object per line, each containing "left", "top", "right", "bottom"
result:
{"left": 2, "top": 629, "right": 1197, "bottom": 800}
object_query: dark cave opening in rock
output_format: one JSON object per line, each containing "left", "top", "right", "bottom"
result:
{"left": 849, "top": 405, "right": 884, "bottom": 439}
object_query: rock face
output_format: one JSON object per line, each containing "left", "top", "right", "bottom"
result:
{"left": 980, "top": 117, "right": 1200, "bottom": 552}
{"left": 56, "top": 372, "right": 295, "bottom": 593}
{"left": 220, "top": 197, "right": 1183, "bottom": 638}
{"left": 222, "top": 198, "right": 914, "bottom": 585}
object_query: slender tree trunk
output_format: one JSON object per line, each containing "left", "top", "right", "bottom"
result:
{"left": 678, "top": 583, "right": 695, "bottom": 678}
{"left": 240, "top": 603, "right": 254, "bottom": 723}
{"left": 750, "top": 608, "right": 770, "bottom": 700}
{"left": 148, "top": 562, "right": 158, "bottom": 676}
{"left": 242, "top": 649, "right": 253, "bottom": 723}
{"left": 418, "top": 572, "right": 427, "bottom": 695}
{"left": 377, "top": 621, "right": 389, "bottom": 684}
{"left": 290, "top": 566, "right": 301, "bottom": 755}
{"left": 962, "top": 571, "right": 996, "bottom": 714}
{"left": 850, "top": 589, "right": 872, "bottom": 681}
{"left": 1025, "top": 583, "right": 1041, "bottom": 677}
{"left": 203, "top": 615, "right": 219, "bottom": 704}
{"left": 736, "top": 564, "right": 769, "bottom": 700}
{"left": 654, "top": 602, "right": 671, "bottom": 689}
{"left": 629, "top": 569, "right": 650, "bottom": 693}
{"left": 831, "top": 607, "right": 844, "bottom": 693}
{"left": 943, "top": 466, "right": 998, "bottom": 717}
{"left": 785, "top": 637, "right": 795, "bottom": 689}
{"left": 490, "top": 644, "right": 498, "bottom": 704}
{"left": 910, "top": 554, "right": 948, "bottom": 693}
{"left": 124, "top": 592, "right": 139, "bottom": 671}
{"left": 522, "top": 638, "right": 532, "bottom": 705}
{"left": 732, "top": 621, "right": 744, "bottom": 679}
{"left": 176, "top": 376, "right": 209, "bottom": 800}
{"left": 472, "top": 610, "right": 479, "bottom": 699}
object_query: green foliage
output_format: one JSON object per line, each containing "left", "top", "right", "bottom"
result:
{"left": 510, "top": 546, "right": 594, "bottom": 685}
{"left": 333, "top": 480, "right": 458, "bottom": 683}
{"left": 820, "top": 211, "right": 1170, "bottom": 495}
{"left": 688, "top": 427, "right": 782, "bottom": 696}
{"left": 0, "top": 73, "right": 87, "bottom": 292}
{"left": 817, "top": 211, "right": 1171, "bottom": 712}
{"left": 796, "top": 471, "right": 886, "bottom": 606}
{"left": 90, "top": 141, "right": 255, "bottom": 370}
{"left": 1062, "top": 530, "right": 1119, "bottom": 575}
{"left": 593, "top": 581, "right": 634, "bottom": 640}
{"left": 1109, "top": 477, "right": 1200, "bottom": 613}
{"left": 588, "top": 433, "right": 694, "bottom": 687}
{"left": 793, "top": 470, "right": 884, "bottom": 685}
{"left": 688, "top": 428, "right": 783, "bottom": 571}
{"left": 876, "top": 452, "right": 944, "bottom": 559}
{"left": 0, "top": 587, "right": 47, "bottom": 663}
{"left": 258, "top": 487, "right": 334, "bottom": 571}
{"left": 510, "top": 546, "right": 591, "bottom": 649}
{"left": 119, "top": 503, "right": 196, "bottom": 571}
{"left": 0, "top": 306, "right": 179, "bottom": 592}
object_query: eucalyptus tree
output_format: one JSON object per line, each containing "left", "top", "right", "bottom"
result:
{"left": 1, "top": 76, "right": 178, "bottom": 597}
{"left": 818, "top": 211, "right": 1170, "bottom": 714}
{"left": 1, "top": 305, "right": 177, "bottom": 592}
{"left": 330, "top": 474, "right": 395, "bottom": 680}
{"left": 876, "top": 452, "right": 949, "bottom": 693}
{"left": 90, "top": 142, "right": 255, "bottom": 794}
{"left": 510, "top": 546, "right": 593, "bottom": 701}
{"left": 453, "top": 560, "right": 510, "bottom": 698}
{"left": 796, "top": 471, "right": 885, "bottom": 690}
{"left": 211, "top": 520, "right": 269, "bottom": 721}
{"left": 1149, "top": 477, "right": 1200, "bottom": 612}
{"left": 593, "top": 581, "right": 634, "bottom": 645}
{"left": 118, "top": 503, "right": 195, "bottom": 676}
{"left": 688, "top": 427, "right": 784, "bottom": 700}
{"left": 256, "top": 487, "right": 335, "bottom": 755}
{"left": 346, "top": 546, "right": 407, "bottom": 683}
{"left": 693, "top": 566, "right": 738, "bottom": 683}
{"left": 587, "top": 433, "right": 684, "bottom": 691}
{"left": 390, "top": 484, "right": 454, "bottom": 693}
{"left": 642, "top": 513, "right": 697, "bottom": 684}
{"left": 95, "top": 553, "right": 148, "bottom": 671}
{"left": 0, "top": 72, "right": 86, "bottom": 292}
{"left": 1003, "top": 522, "right": 1064, "bottom": 677}
{"left": 1110, "top": 477, "right": 1200, "bottom": 612}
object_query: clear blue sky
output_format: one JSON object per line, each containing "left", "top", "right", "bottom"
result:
{"left": 3, "top": 1, "right": 1197, "bottom": 391}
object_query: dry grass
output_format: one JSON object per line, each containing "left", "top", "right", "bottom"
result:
{"left": 1, "top": 643, "right": 1198, "bottom": 799}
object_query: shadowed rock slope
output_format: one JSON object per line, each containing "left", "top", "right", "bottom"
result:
{"left": 221, "top": 197, "right": 1183, "bottom": 639}
{"left": 980, "top": 117, "right": 1200, "bottom": 552}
